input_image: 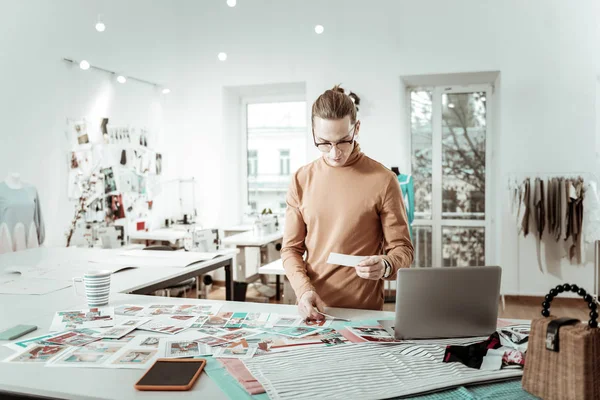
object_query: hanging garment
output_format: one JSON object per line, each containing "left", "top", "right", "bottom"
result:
{"left": 547, "top": 178, "right": 556, "bottom": 238}
{"left": 0, "top": 182, "right": 45, "bottom": 253}
{"left": 533, "top": 178, "right": 545, "bottom": 239}
{"left": 398, "top": 173, "right": 415, "bottom": 241}
{"left": 583, "top": 180, "right": 600, "bottom": 243}
{"left": 554, "top": 178, "right": 563, "bottom": 242}
{"left": 0, "top": 223, "right": 12, "bottom": 254}
{"left": 569, "top": 179, "right": 584, "bottom": 264}
{"left": 521, "top": 178, "right": 531, "bottom": 236}
{"left": 563, "top": 178, "right": 570, "bottom": 241}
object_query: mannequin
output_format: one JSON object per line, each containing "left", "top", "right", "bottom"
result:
{"left": 5, "top": 173, "right": 23, "bottom": 189}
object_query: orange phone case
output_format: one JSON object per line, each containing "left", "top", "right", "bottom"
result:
{"left": 134, "top": 358, "right": 207, "bottom": 391}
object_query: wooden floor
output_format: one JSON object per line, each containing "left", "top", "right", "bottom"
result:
{"left": 186, "top": 284, "right": 591, "bottom": 321}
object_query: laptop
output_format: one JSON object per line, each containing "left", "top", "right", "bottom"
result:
{"left": 380, "top": 266, "right": 501, "bottom": 340}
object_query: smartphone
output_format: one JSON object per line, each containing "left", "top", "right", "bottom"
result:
{"left": 134, "top": 358, "right": 206, "bottom": 391}
{"left": 0, "top": 325, "right": 37, "bottom": 340}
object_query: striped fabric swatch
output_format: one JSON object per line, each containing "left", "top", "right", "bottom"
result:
{"left": 243, "top": 337, "right": 524, "bottom": 400}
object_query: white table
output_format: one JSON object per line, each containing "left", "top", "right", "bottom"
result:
{"left": 221, "top": 231, "right": 283, "bottom": 285}
{"left": 0, "top": 292, "right": 391, "bottom": 400}
{"left": 129, "top": 228, "right": 187, "bottom": 245}
{"left": 0, "top": 247, "right": 237, "bottom": 301}
{"left": 258, "top": 259, "right": 285, "bottom": 301}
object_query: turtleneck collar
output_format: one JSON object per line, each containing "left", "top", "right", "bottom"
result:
{"left": 322, "top": 141, "right": 363, "bottom": 168}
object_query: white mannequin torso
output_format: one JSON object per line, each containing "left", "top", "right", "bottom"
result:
{"left": 5, "top": 173, "right": 23, "bottom": 189}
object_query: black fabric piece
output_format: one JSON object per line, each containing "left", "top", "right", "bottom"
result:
{"left": 443, "top": 332, "right": 502, "bottom": 369}
{"left": 120, "top": 150, "right": 127, "bottom": 165}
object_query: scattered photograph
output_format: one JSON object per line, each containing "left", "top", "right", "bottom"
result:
{"left": 50, "top": 308, "right": 115, "bottom": 332}
{"left": 112, "top": 349, "right": 157, "bottom": 365}
{"left": 139, "top": 337, "right": 161, "bottom": 348}
{"left": 274, "top": 326, "right": 321, "bottom": 338}
{"left": 74, "top": 121, "right": 89, "bottom": 145}
{"left": 196, "top": 327, "right": 229, "bottom": 336}
{"left": 45, "top": 331, "right": 100, "bottom": 347}
{"left": 194, "top": 336, "right": 228, "bottom": 347}
{"left": 189, "top": 315, "right": 208, "bottom": 329}
{"left": 349, "top": 326, "right": 395, "bottom": 342}
{"left": 213, "top": 345, "right": 257, "bottom": 359}
{"left": 224, "top": 312, "right": 247, "bottom": 328}
{"left": 101, "top": 167, "right": 117, "bottom": 194}
{"left": 203, "top": 312, "right": 233, "bottom": 327}
{"left": 5, "top": 345, "right": 67, "bottom": 363}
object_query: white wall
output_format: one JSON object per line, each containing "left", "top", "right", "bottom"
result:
{"left": 2, "top": 0, "right": 598, "bottom": 295}
{"left": 164, "top": 0, "right": 598, "bottom": 295}
{"left": 0, "top": 1, "right": 180, "bottom": 246}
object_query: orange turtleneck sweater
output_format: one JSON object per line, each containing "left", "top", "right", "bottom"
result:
{"left": 281, "top": 143, "right": 414, "bottom": 311}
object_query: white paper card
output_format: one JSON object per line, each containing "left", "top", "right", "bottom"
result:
{"left": 326, "top": 253, "right": 367, "bottom": 267}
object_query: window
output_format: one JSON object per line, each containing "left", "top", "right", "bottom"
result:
{"left": 245, "top": 101, "right": 307, "bottom": 216}
{"left": 410, "top": 86, "right": 490, "bottom": 267}
{"left": 279, "top": 149, "right": 290, "bottom": 176}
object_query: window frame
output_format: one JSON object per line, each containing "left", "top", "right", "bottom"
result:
{"left": 408, "top": 84, "right": 493, "bottom": 268}
{"left": 241, "top": 94, "right": 307, "bottom": 222}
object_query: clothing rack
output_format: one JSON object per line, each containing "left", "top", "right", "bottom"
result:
{"left": 507, "top": 171, "right": 600, "bottom": 296}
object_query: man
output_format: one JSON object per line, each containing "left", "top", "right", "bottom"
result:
{"left": 282, "top": 85, "right": 414, "bottom": 320}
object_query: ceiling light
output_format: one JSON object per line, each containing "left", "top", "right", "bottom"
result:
{"left": 79, "top": 60, "right": 90, "bottom": 70}
{"left": 227, "top": 0, "right": 236, "bottom": 7}
{"left": 162, "top": 88, "right": 171, "bottom": 94}
{"left": 315, "top": 25, "right": 324, "bottom": 34}
{"left": 218, "top": 52, "right": 227, "bottom": 61}
{"left": 95, "top": 15, "right": 105, "bottom": 32}
{"left": 116, "top": 75, "right": 127, "bottom": 84}
{"left": 481, "top": 96, "right": 486, "bottom": 102}
{"left": 448, "top": 103, "right": 455, "bottom": 109}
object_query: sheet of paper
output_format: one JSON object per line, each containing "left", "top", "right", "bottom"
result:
{"left": 0, "top": 276, "right": 71, "bottom": 295}
{"left": 49, "top": 308, "right": 115, "bottom": 332}
{"left": 5, "top": 331, "right": 70, "bottom": 352}
{"left": 265, "top": 314, "right": 303, "bottom": 328}
{"left": 142, "top": 303, "right": 222, "bottom": 317}
{"left": 326, "top": 252, "right": 367, "bottom": 267}
{"left": 480, "top": 349, "right": 504, "bottom": 371}
{"left": 270, "top": 326, "right": 322, "bottom": 338}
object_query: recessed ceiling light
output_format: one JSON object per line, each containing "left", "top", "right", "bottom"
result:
{"left": 481, "top": 96, "right": 486, "bottom": 102}
{"left": 95, "top": 22, "right": 106, "bottom": 32}
{"left": 315, "top": 25, "right": 324, "bottom": 34}
{"left": 79, "top": 60, "right": 90, "bottom": 70}
{"left": 448, "top": 103, "right": 455, "bottom": 109}
{"left": 227, "top": 0, "right": 236, "bottom": 7}
{"left": 218, "top": 52, "right": 227, "bottom": 61}
{"left": 162, "top": 88, "right": 171, "bottom": 94}
{"left": 116, "top": 75, "right": 127, "bottom": 84}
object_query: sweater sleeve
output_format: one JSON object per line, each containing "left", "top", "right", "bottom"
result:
{"left": 281, "top": 173, "right": 315, "bottom": 300}
{"left": 380, "top": 176, "right": 414, "bottom": 279}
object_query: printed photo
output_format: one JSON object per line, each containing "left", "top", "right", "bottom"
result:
{"left": 272, "top": 316, "right": 300, "bottom": 327}
{"left": 350, "top": 327, "right": 395, "bottom": 342}
{"left": 219, "top": 329, "right": 259, "bottom": 342}
{"left": 196, "top": 327, "right": 228, "bottom": 336}
{"left": 167, "top": 341, "right": 199, "bottom": 358}
{"left": 203, "top": 312, "right": 233, "bottom": 327}
{"left": 113, "top": 350, "right": 156, "bottom": 365}
{"left": 140, "top": 337, "right": 160, "bottom": 348}
{"left": 74, "top": 121, "right": 89, "bottom": 145}
{"left": 194, "top": 336, "right": 228, "bottom": 347}
{"left": 102, "top": 334, "right": 135, "bottom": 344}
{"left": 213, "top": 346, "right": 257, "bottom": 359}
{"left": 121, "top": 320, "right": 139, "bottom": 326}
{"left": 275, "top": 327, "right": 320, "bottom": 338}
{"left": 8, "top": 345, "right": 67, "bottom": 363}
{"left": 190, "top": 316, "right": 208, "bottom": 329}
{"left": 45, "top": 332, "right": 100, "bottom": 347}
{"left": 224, "top": 312, "right": 247, "bottom": 328}
{"left": 115, "top": 305, "right": 144, "bottom": 317}
{"left": 101, "top": 167, "right": 117, "bottom": 194}
{"left": 100, "top": 327, "right": 133, "bottom": 339}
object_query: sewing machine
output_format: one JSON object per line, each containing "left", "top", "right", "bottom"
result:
{"left": 184, "top": 227, "right": 220, "bottom": 252}
{"left": 252, "top": 214, "right": 279, "bottom": 236}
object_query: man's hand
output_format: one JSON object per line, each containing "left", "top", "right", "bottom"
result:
{"left": 356, "top": 256, "right": 385, "bottom": 280}
{"left": 298, "top": 290, "right": 326, "bottom": 321}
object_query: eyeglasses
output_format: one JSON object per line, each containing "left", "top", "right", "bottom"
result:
{"left": 313, "top": 124, "right": 357, "bottom": 153}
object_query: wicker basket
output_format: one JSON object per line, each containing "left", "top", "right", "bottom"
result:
{"left": 522, "top": 284, "right": 600, "bottom": 400}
